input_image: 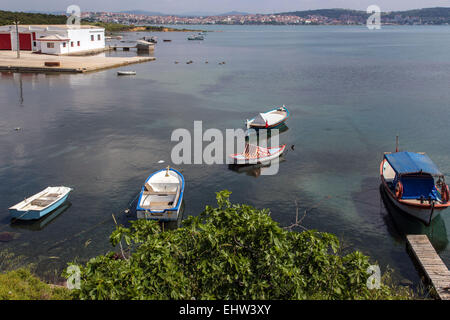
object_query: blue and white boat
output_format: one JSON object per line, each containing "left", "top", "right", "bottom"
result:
{"left": 136, "top": 167, "right": 185, "bottom": 222}
{"left": 380, "top": 151, "right": 450, "bottom": 225}
{"left": 9, "top": 186, "right": 72, "bottom": 221}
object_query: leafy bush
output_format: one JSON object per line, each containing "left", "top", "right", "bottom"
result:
{"left": 68, "top": 190, "right": 413, "bottom": 300}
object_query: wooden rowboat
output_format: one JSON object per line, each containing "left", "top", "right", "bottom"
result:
{"left": 136, "top": 167, "right": 185, "bottom": 222}
{"left": 246, "top": 105, "right": 289, "bottom": 129}
{"left": 9, "top": 186, "right": 72, "bottom": 221}
{"left": 229, "top": 144, "right": 286, "bottom": 165}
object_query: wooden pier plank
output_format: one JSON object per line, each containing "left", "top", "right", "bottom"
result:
{"left": 407, "top": 235, "right": 450, "bottom": 300}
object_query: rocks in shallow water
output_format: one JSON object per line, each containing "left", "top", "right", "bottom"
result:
{"left": 0, "top": 232, "right": 20, "bottom": 242}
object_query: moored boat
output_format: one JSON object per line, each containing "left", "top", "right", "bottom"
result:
{"left": 136, "top": 167, "right": 185, "bottom": 222}
{"left": 246, "top": 106, "right": 289, "bottom": 129}
{"left": 9, "top": 186, "right": 73, "bottom": 221}
{"left": 229, "top": 143, "right": 286, "bottom": 165}
{"left": 117, "top": 71, "right": 136, "bottom": 76}
{"left": 188, "top": 35, "right": 204, "bottom": 40}
{"left": 380, "top": 151, "right": 450, "bottom": 225}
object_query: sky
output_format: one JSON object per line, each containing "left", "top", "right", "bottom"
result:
{"left": 3, "top": 0, "right": 450, "bottom": 15}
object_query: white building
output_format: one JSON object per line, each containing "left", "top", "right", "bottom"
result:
{"left": 0, "top": 25, "right": 105, "bottom": 55}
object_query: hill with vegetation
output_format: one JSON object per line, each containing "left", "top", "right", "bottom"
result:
{"left": 0, "top": 10, "right": 66, "bottom": 25}
{"left": 279, "top": 8, "right": 369, "bottom": 19}
{"left": 279, "top": 7, "right": 450, "bottom": 24}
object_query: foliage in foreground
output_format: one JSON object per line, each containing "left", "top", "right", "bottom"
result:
{"left": 0, "top": 268, "right": 71, "bottom": 300}
{"left": 68, "top": 190, "right": 413, "bottom": 300}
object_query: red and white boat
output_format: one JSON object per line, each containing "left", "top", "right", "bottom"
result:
{"left": 229, "top": 144, "right": 286, "bottom": 165}
{"left": 380, "top": 151, "right": 450, "bottom": 225}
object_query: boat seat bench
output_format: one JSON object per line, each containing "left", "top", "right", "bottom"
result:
{"left": 142, "top": 191, "right": 177, "bottom": 195}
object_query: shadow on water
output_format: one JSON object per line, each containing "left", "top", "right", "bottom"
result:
{"left": 245, "top": 124, "right": 289, "bottom": 144}
{"left": 380, "top": 184, "right": 449, "bottom": 252}
{"left": 10, "top": 201, "right": 72, "bottom": 232}
{"left": 228, "top": 157, "right": 286, "bottom": 178}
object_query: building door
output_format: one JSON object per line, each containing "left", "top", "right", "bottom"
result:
{"left": 0, "top": 33, "right": 12, "bottom": 50}
{"left": 19, "top": 33, "right": 32, "bottom": 51}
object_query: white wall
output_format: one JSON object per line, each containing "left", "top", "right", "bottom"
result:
{"left": 67, "top": 28, "right": 105, "bottom": 53}
{"left": 0, "top": 25, "right": 105, "bottom": 55}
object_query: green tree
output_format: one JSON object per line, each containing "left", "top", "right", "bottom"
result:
{"left": 68, "top": 190, "right": 412, "bottom": 300}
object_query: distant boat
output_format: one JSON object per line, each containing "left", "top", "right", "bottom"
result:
{"left": 117, "top": 71, "right": 136, "bottom": 76}
{"left": 9, "top": 186, "right": 72, "bottom": 221}
{"left": 142, "top": 36, "right": 157, "bottom": 43}
{"left": 136, "top": 167, "right": 185, "bottom": 221}
{"left": 380, "top": 151, "right": 450, "bottom": 225}
{"left": 188, "top": 35, "right": 204, "bottom": 40}
{"left": 229, "top": 144, "right": 286, "bottom": 165}
{"left": 106, "top": 35, "right": 123, "bottom": 40}
{"left": 163, "top": 39, "right": 172, "bottom": 42}
{"left": 246, "top": 106, "right": 289, "bottom": 129}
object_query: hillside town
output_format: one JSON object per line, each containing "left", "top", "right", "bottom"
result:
{"left": 80, "top": 10, "right": 450, "bottom": 25}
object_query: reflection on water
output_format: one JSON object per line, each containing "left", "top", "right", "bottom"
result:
{"left": 10, "top": 202, "right": 72, "bottom": 232}
{"left": 245, "top": 124, "right": 289, "bottom": 143}
{"left": 380, "top": 185, "right": 448, "bottom": 252}
{"left": 228, "top": 157, "right": 286, "bottom": 178}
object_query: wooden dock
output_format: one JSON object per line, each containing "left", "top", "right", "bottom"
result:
{"left": 406, "top": 235, "right": 450, "bottom": 300}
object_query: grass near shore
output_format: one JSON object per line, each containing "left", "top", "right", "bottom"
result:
{"left": 0, "top": 269, "right": 71, "bottom": 300}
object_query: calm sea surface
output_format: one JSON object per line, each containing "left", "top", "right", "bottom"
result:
{"left": 1, "top": 25, "right": 450, "bottom": 289}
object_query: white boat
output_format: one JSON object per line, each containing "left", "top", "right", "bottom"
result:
{"left": 188, "top": 35, "right": 204, "bottom": 40}
{"left": 136, "top": 167, "right": 185, "bottom": 222}
{"left": 246, "top": 106, "right": 289, "bottom": 129}
{"left": 229, "top": 144, "right": 286, "bottom": 165}
{"left": 117, "top": 71, "right": 136, "bottom": 76}
{"left": 9, "top": 186, "right": 72, "bottom": 220}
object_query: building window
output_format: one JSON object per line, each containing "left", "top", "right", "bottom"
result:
{"left": 97, "top": 34, "right": 101, "bottom": 40}
{"left": 47, "top": 43, "right": 54, "bottom": 48}
{"left": 71, "top": 42, "right": 74, "bottom": 47}
{"left": 91, "top": 35, "right": 94, "bottom": 41}
{"left": 62, "top": 42, "right": 66, "bottom": 48}
{"left": 77, "top": 41, "right": 80, "bottom": 46}
{"left": 33, "top": 42, "right": 36, "bottom": 47}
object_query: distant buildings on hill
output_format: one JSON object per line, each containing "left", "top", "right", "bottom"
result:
{"left": 80, "top": 9, "right": 450, "bottom": 26}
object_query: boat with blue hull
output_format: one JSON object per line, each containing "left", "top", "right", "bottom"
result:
{"left": 246, "top": 106, "right": 289, "bottom": 130}
{"left": 380, "top": 151, "right": 450, "bottom": 225}
{"left": 136, "top": 167, "right": 185, "bottom": 222}
{"left": 9, "top": 186, "right": 72, "bottom": 221}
